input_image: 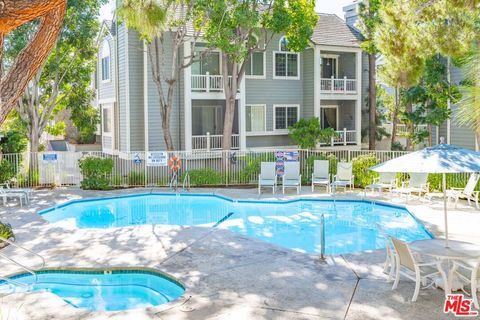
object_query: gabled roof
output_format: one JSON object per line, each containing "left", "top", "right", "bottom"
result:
{"left": 311, "top": 13, "right": 362, "bottom": 48}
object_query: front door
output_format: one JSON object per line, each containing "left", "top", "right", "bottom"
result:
{"left": 320, "top": 106, "right": 338, "bottom": 130}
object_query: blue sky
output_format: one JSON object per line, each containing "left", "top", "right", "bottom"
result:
{"left": 100, "top": 1, "right": 354, "bottom": 21}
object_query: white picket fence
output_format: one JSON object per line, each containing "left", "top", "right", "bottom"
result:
{"left": 0, "top": 149, "right": 472, "bottom": 189}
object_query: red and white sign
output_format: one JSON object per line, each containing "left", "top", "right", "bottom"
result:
{"left": 444, "top": 294, "right": 478, "bottom": 317}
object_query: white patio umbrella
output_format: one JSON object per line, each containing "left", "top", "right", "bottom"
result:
{"left": 369, "top": 141, "right": 480, "bottom": 247}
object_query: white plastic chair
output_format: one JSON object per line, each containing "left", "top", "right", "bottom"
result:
{"left": 447, "top": 173, "right": 480, "bottom": 209}
{"left": 258, "top": 162, "right": 277, "bottom": 194}
{"left": 331, "top": 162, "right": 354, "bottom": 193}
{"left": 311, "top": 160, "right": 330, "bottom": 193}
{"left": 0, "top": 187, "right": 27, "bottom": 207}
{"left": 0, "top": 182, "right": 31, "bottom": 204}
{"left": 390, "top": 237, "right": 439, "bottom": 302}
{"left": 364, "top": 172, "right": 397, "bottom": 196}
{"left": 392, "top": 173, "right": 429, "bottom": 201}
{"left": 282, "top": 162, "right": 301, "bottom": 194}
{"left": 452, "top": 259, "right": 479, "bottom": 309}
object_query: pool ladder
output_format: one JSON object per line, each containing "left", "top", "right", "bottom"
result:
{"left": 0, "top": 236, "right": 45, "bottom": 289}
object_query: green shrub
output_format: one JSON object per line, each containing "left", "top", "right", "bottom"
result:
{"left": 128, "top": 171, "right": 145, "bottom": 186}
{"left": 0, "top": 222, "right": 14, "bottom": 241}
{"left": 0, "top": 160, "right": 14, "bottom": 184}
{"left": 181, "top": 169, "right": 223, "bottom": 186}
{"left": 303, "top": 154, "right": 338, "bottom": 184}
{"left": 352, "top": 154, "right": 380, "bottom": 188}
{"left": 17, "top": 170, "right": 39, "bottom": 187}
{"left": 288, "top": 118, "right": 337, "bottom": 148}
{"left": 238, "top": 153, "right": 276, "bottom": 183}
{"left": 79, "top": 157, "right": 114, "bottom": 190}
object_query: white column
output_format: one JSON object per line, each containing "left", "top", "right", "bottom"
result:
{"left": 143, "top": 41, "right": 149, "bottom": 152}
{"left": 355, "top": 50, "right": 362, "bottom": 146}
{"left": 314, "top": 46, "right": 321, "bottom": 119}
{"left": 184, "top": 41, "right": 192, "bottom": 151}
{"left": 239, "top": 74, "right": 247, "bottom": 150}
{"left": 125, "top": 26, "right": 131, "bottom": 152}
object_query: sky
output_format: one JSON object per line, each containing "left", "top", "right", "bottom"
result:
{"left": 100, "top": 0, "right": 354, "bottom": 22}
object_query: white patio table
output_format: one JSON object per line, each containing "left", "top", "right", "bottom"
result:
{"left": 410, "top": 239, "right": 480, "bottom": 296}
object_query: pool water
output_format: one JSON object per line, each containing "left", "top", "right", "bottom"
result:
{"left": 0, "top": 270, "right": 184, "bottom": 312}
{"left": 41, "top": 194, "right": 432, "bottom": 255}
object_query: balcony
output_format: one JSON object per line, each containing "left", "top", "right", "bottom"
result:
{"left": 192, "top": 133, "right": 240, "bottom": 151}
{"left": 319, "top": 129, "right": 357, "bottom": 146}
{"left": 320, "top": 77, "right": 357, "bottom": 95}
{"left": 191, "top": 73, "right": 236, "bottom": 93}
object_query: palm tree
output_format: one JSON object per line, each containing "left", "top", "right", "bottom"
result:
{"left": 456, "top": 48, "right": 480, "bottom": 149}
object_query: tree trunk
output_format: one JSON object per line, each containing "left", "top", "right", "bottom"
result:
{"left": 222, "top": 56, "right": 238, "bottom": 151}
{"left": 161, "top": 103, "right": 175, "bottom": 151}
{"left": 390, "top": 87, "right": 399, "bottom": 149}
{"left": 428, "top": 124, "right": 433, "bottom": 147}
{"left": 476, "top": 130, "right": 480, "bottom": 151}
{"left": 0, "top": 1, "right": 66, "bottom": 125}
{"left": 368, "top": 53, "right": 376, "bottom": 150}
{"left": 405, "top": 100, "right": 413, "bottom": 151}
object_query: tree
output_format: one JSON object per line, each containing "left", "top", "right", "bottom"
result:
{"left": 117, "top": 0, "right": 203, "bottom": 151}
{"left": 196, "top": 0, "right": 318, "bottom": 150}
{"left": 4, "top": 0, "right": 105, "bottom": 153}
{"left": 0, "top": 0, "right": 67, "bottom": 125}
{"left": 358, "top": 0, "right": 382, "bottom": 150}
{"left": 288, "top": 118, "right": 336, "bottom": 149}
{"left": 456, "top": 47, "right": 480, "bottom": 148}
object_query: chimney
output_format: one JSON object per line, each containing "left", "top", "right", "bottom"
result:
{"left": 343, "top": 1, "right": 361, "bottom": 30}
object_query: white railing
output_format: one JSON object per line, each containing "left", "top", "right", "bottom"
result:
{"left": 320, "top": 77, "right": 357, "bottom": 94}
{"left": 383, "top": 124, "right": 429, "bottom": 136}
{"left": 192, "top": 133, "right": 240, "bottom": 151}
{"left": 191, "top": 73, "right": 235, "bottom": 93}
{"left": 319, "top": 129, "right": 356, "bottom": 146}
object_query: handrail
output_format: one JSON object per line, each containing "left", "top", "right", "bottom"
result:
{"left": 182, "top": 172, "right": 190, "bottom": 191}
{"left": 0, "top": 251, "right": 38, "bottom": 284}
{"left": 0, "top": 236, "right": 45, "bottom": 271}
{"left": 319, "top": 213, "right": 325, "bottom": 260}
{"left": 0, "top": 275, "right": 30, "bottom": 288}
{"left": 169, "top": 171, "right": 178, "bottom": 191}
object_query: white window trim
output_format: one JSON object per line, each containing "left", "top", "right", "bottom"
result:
{"left": 320, "top": 105, "right": 339, "bottom": 130}
{"left": 245, "top": 51, "right": 266, "bottom": 80}
{"left": 321, "top": 54, "right": 339, "bottom": 79}
{"left": 273, "top": 104, "right": 300, "bottom": 132}
{"left": 192, "top": 48, "right": 222, "bottom": 75}
{"left": 101, "top": 104, "right": 113, "bottom": 137}
{"left": 272, "top": 51, "right": 300, "bottom": 80}
{"left": 245, "top": 104, "right": 267, "bottom": 134}
{"left": 100, "top": 40, "right": 112, "bottom": 84}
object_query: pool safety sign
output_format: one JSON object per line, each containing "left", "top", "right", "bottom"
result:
{"left": 133, "top": 153, "right": 142, "bottom": 165}
{"left": 147, "top": 152, "right": 168, "bottom": 167}
{"left": 275, "top": 151, "right": 299, "bottom": 175}
{"left": 42, "top": 153, "right": 58, "bottom": 162}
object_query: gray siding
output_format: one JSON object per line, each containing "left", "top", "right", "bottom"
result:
{"left": 246, "top": 135, "right": 293, "bottom": 148}
{"left": 117, "top": 23, "right": 127, "bottom": 151}
{"left": 98, "top": 35, "right": 116, "bottom": 100}
{"left": 302, "top": 48, "right": 314, "bottom": 119}
{"left": 245, "top": 33, "right": 304, "bottom": 134}
{"left": 128, "top": 30, "right": 145, "bottom": 151}
{"left": 147, "top": 32, "right": 183, "bottom": 151}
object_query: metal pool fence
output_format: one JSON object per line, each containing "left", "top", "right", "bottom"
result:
{"left": 0, "top": 149, "right": 474, "bottom": 190}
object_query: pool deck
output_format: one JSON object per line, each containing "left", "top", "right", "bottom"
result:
{"left": 0, "top": 187, "right": 479, "bottom": 320}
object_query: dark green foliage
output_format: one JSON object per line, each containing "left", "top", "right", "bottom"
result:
{"left": 79, "top": 157, "right": 114, "bottom": 190}
{"left": 352, "top": 154, "right": 380, "bottom": 188}
{"left": 181, "top": 169, "right": 223, "bottom": 186}
{"left": 239, "top": 153, "right": 276, "bottom": 183}
{"left": 128, "top": 171, "right": 145, "bottom": 186}
{"left": 288, "top": 118, "right": 337, "bottom": 149}
{"left": 0, "top": 222, "right": 14, "bottom": 241}
{"left": 0, "top": 130, "right": 28, "bottom": 154}
{"left": 0, "top": 160, "right": 14, "bottom": 184}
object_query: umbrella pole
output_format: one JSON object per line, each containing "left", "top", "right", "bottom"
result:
{"left": 443, "top": 173, "right": 449, "bottom": 248}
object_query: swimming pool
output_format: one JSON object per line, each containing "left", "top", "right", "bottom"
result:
{"left": 0, "top": 269, "right": 184, "bottom": 312}
{"left": 40, "top": 193, "right": 432, "bottom": 255}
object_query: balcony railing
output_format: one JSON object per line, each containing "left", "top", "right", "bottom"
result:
{"left": 191, "top": 73, "right": 234, "bottom": 93}
{"left": 320, "top": 77, "right": 357, "bottom": 94}
{"left": 382, "top": 124, "right": 429, "bottom": 136}
{"left": 319, "top": 129, "right": 357, "bottom": 146}
{"left": 192, "top": 133, "right": 240, "bottom": 150}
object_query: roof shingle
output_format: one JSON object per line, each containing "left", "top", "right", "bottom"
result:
{"left": 311, "top": 13, "right": 362, "bottom": 48}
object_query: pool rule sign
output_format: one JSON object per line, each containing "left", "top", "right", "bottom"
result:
{"left": 147, "top": 152, "right": 168, "bottom": 166}
{"left": 275, "top": 150, "right": 299, "bottom": 175}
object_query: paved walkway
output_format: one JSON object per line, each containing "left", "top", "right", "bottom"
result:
{"left": 0, "top": 187, "right": 478, "bottom": 319}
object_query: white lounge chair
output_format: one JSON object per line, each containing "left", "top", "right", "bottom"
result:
{"left": 0, "top": 187, "right": 28, "bottom": 207}
{"left": 452, "top": 259, "right": 480, "bottom": 309}
{"left": 376, "top": 224, "right": 396, "bottom": 282}
{"left": 447, "top": 173, "right": 480, "bottom": 209}
{"left": 364, "top": 172, "right": 397, "bottom": 196}
{"left": 258, "top": 162, "right": 277, "bottom": 194}
{"left": 311, "top": 160, "right": 330, "bottom": 193}
{"left": 0, "top": 182, "right": 32, "bottom": 204}
{"left": 392, "top": 173, "right": 429, "bottom": 201}
{"left": 282, "top": 162, "right": 301, "bottom": 194}
{"left": 331, "top": 162, "right": 354, "bottom": 193}
{"left": 390, "top": 237, "right": 439, "bottom": 302}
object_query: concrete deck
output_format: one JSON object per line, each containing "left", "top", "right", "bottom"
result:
{"left": 0, "top": 187, "right": 479, "bottom": 320}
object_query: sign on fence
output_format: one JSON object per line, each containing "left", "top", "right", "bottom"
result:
{"left": 147, "top": 152, "right": 168, "bottom": 167}
{"left": 42, "top": 153, "right": 58, "bottom": 162}
{"left": 275, "top": 151, "right": 284, "bottom": 175}
{"left": 133, "top": 153, "right": 142, "bottom": 165}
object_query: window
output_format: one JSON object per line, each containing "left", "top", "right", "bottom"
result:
{"left": 101, "top": 40, "right": 111, "bottom": 82}
{"left": 192, "top": 50, "right": 221, "bottom": 75}
{"left": 246, "top": 52, "right": 265, "bottom": 78}
{"left": 246, "top": 105, "right": 266, "bottom": 132}
{"left": 274, "top": 37, "right": 299, "bottom": 79}
{"left": 274, "top": 105, "right": 299, "bottom": 130}
{"left": 102, "top": 106, "right": 112, "bottom": 134}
